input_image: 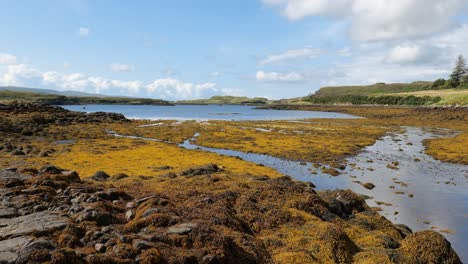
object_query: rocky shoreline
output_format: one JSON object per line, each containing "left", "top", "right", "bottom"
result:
{"left": 0, "top": 102, "right": 463, "bottom": 263}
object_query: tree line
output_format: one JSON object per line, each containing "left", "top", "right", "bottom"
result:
{"left": 432, "top": 54, "right": 468, "bottom": 89}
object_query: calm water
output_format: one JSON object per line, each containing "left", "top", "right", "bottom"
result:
{"left": 62, "top": 104, "right": 359, "bottom": 120}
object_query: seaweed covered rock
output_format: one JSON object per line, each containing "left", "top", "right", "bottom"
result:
{"left": 0, "top": 167, "right": 461, "bottom": 263}
{"left": 399, "top": 231, "right": 461, "bottom": 264}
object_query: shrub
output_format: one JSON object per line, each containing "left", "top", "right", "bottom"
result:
{"left": 431, "top": 78, "right": 446, "bottom": 89}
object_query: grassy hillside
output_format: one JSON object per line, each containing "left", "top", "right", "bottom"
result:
{"left": 0, "top": 90, "right": 173, "bottom": 105}
{"left": 0, "top": 86, "right": 107, "bottom": 97}
{"left": 380, "top": 89, "right": 468, "bottom": 105}
{"left": 314, "top": 82, "right": 433, "bottom": 97}
{"left": 177, "top": 95, "right": 269, "bottom": 105}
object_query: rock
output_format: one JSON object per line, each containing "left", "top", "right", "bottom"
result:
{"left": 167, "top": 223, "right": 198, "bottom": 235}
{"left": 362, "top": 182, "right": 376, "bottom": 190}
{"left": 112, "top": 243, "right": 137, "bottom": 259}
{"left": 141, "top": 208, "right": 160, "bottom": 218}
{"left": 0, "top": 170, "right": 27, "bottom": 182}
{"left": 133, "top": 239, "right": 154, "bottom": 250}
{"left": 111, "top": 173, "right": 129, "bottom": 180}
{"left": 0, "top": 236, "right": 33, "bottom": 264}
{"left": 10, "top": 149, "right": 25, "bottom": 156}
{"left": 38, "top": 151, "right": 49, "bottom": 157}
{"left": 250, "top": 176, "right": 270, "bottom": 181}
{"left": 400, "top": 230, "right": 461, "bottom": 263}
{"left": 95, "top": 243, "right": 106, "bottom": 253}
{"left": 61, "top": 171, "right": 81, "bottom": 182}
{"left": 125, "top": 210, "right": 134, "bottom": 221}
{"left": 76, "top": 210, "right": 113, "bottom": 226}
{"left": 0, "top": 211, "right": 68, "bottom": 239}
{"left": 91, "top": 171, "right": 110, "bottom": 182}
{"left": 180, "top": 164, "right": 221, "bottom": 177}
{"left": 15, "top": 238, "right": 56, "bottom": 264}
{"left": 156, "top": 166, "right": 172, "bottom": 171}
{"left": 0, "top": 208, "right": 17, "bottom": 218}
{"left": 40, "top": 165, "right": 63, "bottom": 174}
{"left": 139, "top": 248, "right": 163, "bottom": 264}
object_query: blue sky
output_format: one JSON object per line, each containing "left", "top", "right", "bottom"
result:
{"left": 1, "top": 0, "right": 467, "bottom": 100}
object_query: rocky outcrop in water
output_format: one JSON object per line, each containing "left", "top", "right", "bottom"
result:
{"left": 0, "top": 101, "right": 128, "bottom": 136}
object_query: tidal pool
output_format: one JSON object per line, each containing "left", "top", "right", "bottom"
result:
{"left": 179, "top": 127, "right": 468, "bottom": 261}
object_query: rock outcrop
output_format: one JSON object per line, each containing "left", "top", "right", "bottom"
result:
{"left": 0, "top": 167, "right": 461, "bottom": 264}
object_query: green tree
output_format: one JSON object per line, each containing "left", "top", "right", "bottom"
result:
{"left": 449, "top": 54, "right": 467, "bottom": 88}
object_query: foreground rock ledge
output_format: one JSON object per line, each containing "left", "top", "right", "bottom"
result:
{"left": 0, "top": 167, "right": 461, "bottom": 264}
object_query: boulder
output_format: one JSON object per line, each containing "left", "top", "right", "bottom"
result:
{"left": 0, "top": 211, "right": 68, "bottom": 239}
{"left": 180, "top": 164, "right": 221, "bottom": 177}
{"left": 91, "top": 171, "right": 110, "bottom": 182}
{"left": 0, "top": 236, "right": 33, "bottom": 264}
{"left": 167, "top": 223, "right": 198, "bottom": 235}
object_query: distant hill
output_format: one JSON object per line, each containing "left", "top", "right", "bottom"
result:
{"left": 177, "top": 96, "right": 269, "bottom": 105}
{"left": 0, "top": 90, "right": 173, "bottom": 106}
{"left": 301, "top": 81, "right": 468, "bottom": 106}
{"left": 0, "top": 86, "right": 108, "bottom": 97}
{"left": 313, "top": 82, "right": 433, "bottom": 97}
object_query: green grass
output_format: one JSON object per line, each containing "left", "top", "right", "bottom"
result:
{"left": 314, "top": 82, "right": 433, "bottom": 97}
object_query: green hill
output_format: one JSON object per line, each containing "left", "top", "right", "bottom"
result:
{"left": 177, "top": 96, "right": 269, "bottom": 105}
{"left": 0, "top": 90, "right": 173, "bottom": 105}
{"left": 314, "top": 82, "right": 433, "bottom": 97}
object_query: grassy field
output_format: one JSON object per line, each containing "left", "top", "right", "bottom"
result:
{"left": 314, "top": 82, "right": 433, "bottom": 97}
{"left": 380, "top": 89, "right": 468, "bottom": 105}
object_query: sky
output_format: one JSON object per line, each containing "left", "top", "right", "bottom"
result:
{"left": 0, "top": 0, "right": 468, "bottom": 100}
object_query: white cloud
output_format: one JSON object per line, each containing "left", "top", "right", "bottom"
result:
{"left": 0, "top": 53, "right": 17, "bottom": 65}
{"left": 0, "top": 64, "right": 41, "bottom": 86}
{"left": 256, "top": 70, "right": 304, "bottom": 82}
{"left": 263, "top": 0, "right": 467, "bottom": 41}
{"left": 385, "top": 44, "right": 424, "bottom": 64}
{"left": 146, "top": 78, "right": 217, "bottom": 99}
{"left": 78, "top": 27, "right": 89, "bottom": 37}
{"left": 260, "top": 48, "right": 319, "bottom": 65}
{"left": 110, "top": 63, "right": 135, "bottom": 72}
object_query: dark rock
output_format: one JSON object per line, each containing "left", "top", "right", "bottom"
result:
{"left": 362, "top": 182, "right": 376, "bottom": 190}
{"left": 91, "top": 171, "right": 110, "bottom": 182}
{"left": 10, "top": 149, "right": 25, "bottom": 156}
{"left": 111, "top": 173, "right": 129, "bottom": 180}
{"left": 40, "top": 165, "right": 63, "bottom": 175}
{"left": 132, "top": 239, "right": 154, "bottom": 250}
{"left": 76, "top": 210, "right": 113, "bottom": 226}
{"left": 180, "top": 164, "right": 222, "bottom": 177}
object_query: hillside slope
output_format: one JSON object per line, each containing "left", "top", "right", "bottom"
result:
{"left": 177, "top": 95, "right": 269, "bottom": 105}
{"left": 0, "top": 90, "right": 172, "bottom": 105}
{"left": 314, "top": 82, "right": 433, "bottom": 97}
